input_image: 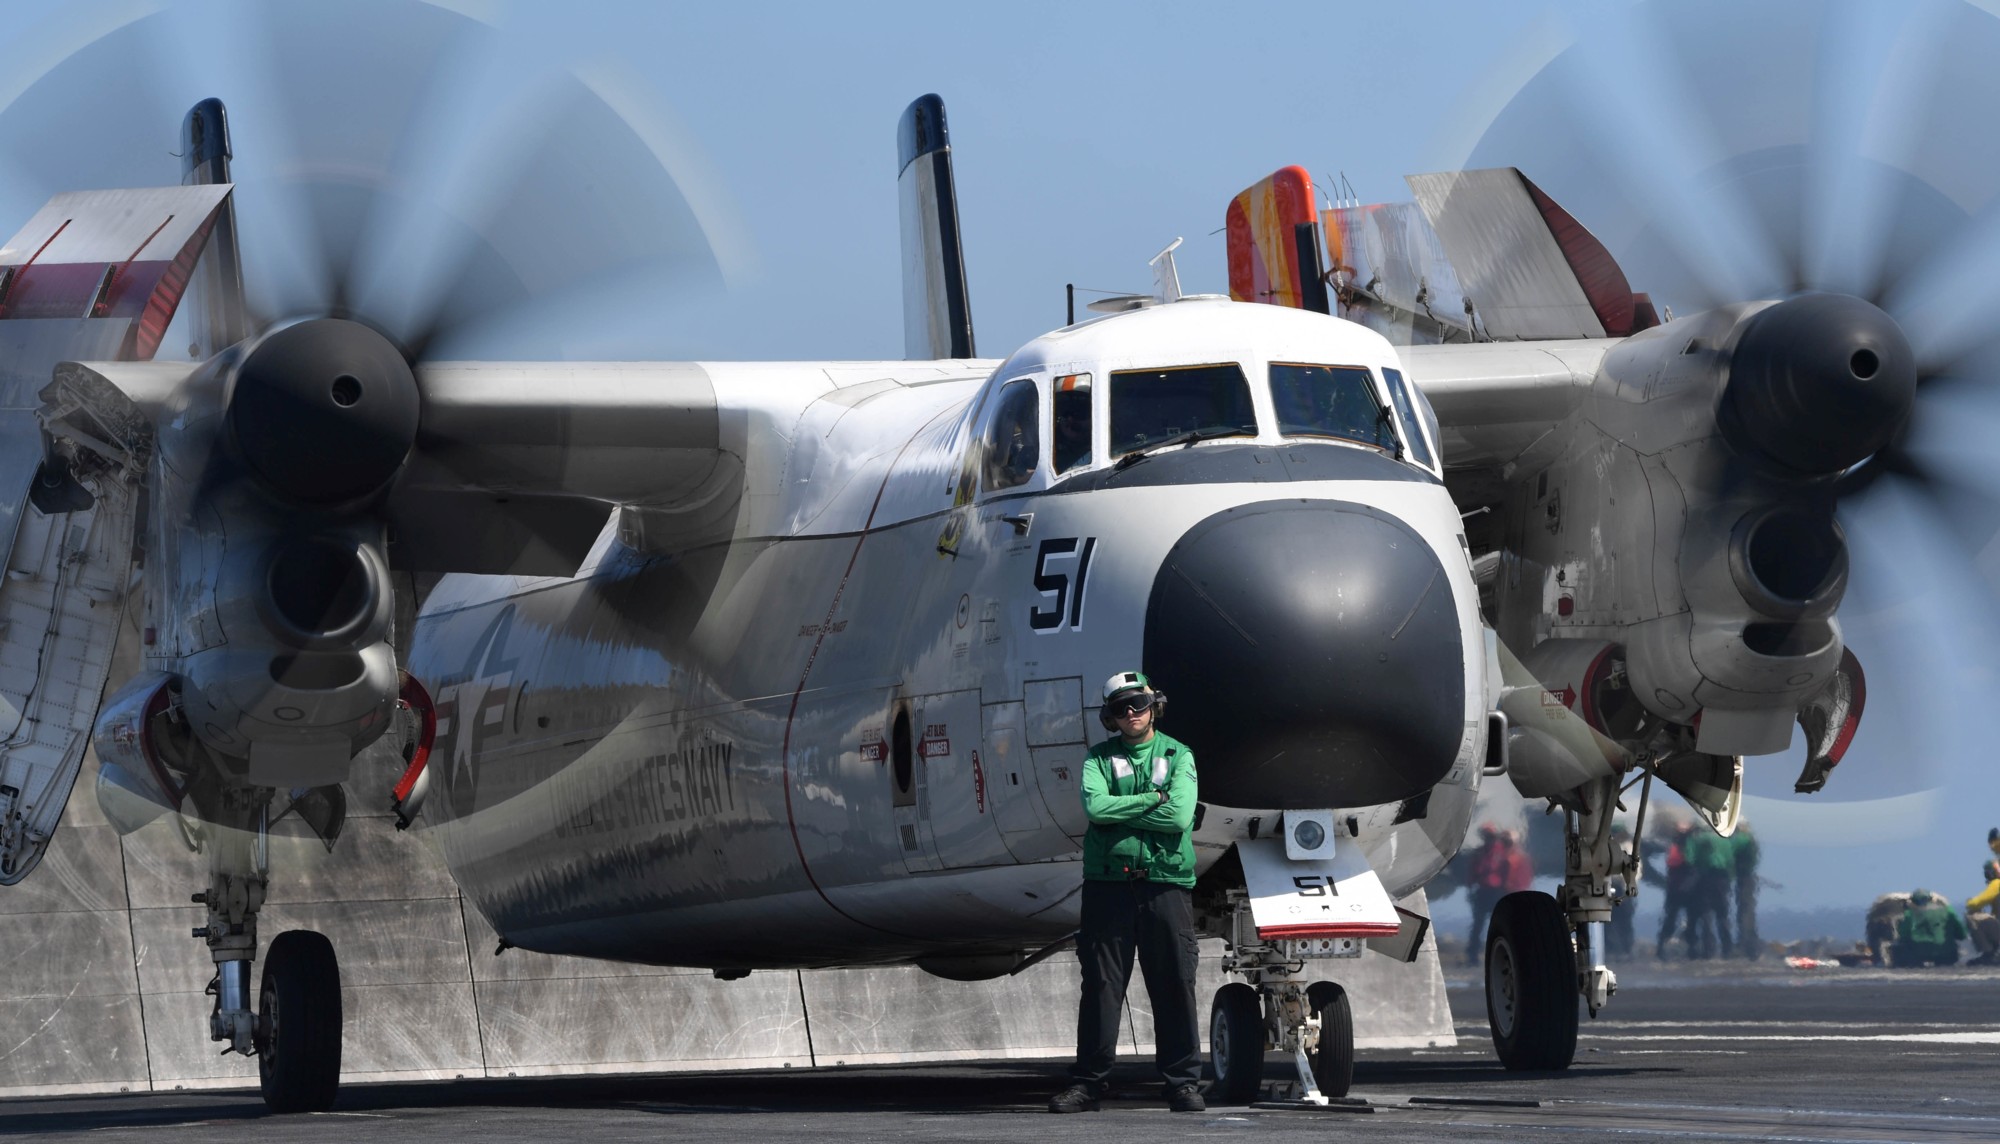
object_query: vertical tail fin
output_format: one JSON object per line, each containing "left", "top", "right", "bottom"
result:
{"left": 180, "top": 98, "right": 248, "bottom": 357}
{"left": 1225, "top": 165, "right": 1324, "bottom": 312}
{"left": 898, "top": 94, "right": 975, "bottom": 359}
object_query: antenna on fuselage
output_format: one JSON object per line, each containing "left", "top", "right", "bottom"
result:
{"left": 1151, "top": 237, "right": 1184, "bottom": 304}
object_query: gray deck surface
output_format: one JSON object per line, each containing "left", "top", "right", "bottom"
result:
{"left": 6, "top": 963, "right": 1996, "bottom": 1142}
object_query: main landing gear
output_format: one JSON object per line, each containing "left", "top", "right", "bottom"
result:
{"left": 1483, "top": 890, "right": 1578, "bottom": 1070}
{"left": 1484, "top": 772, "right": 1640, "bottom": 1070}
{"left": 1207, "top": 893, "right": 1359, "bottom": 1105}
{"left": 258, "top": 931, "right": 344, "bottom": 1112}
{"left": 189, "top": 788, "right": 345, "bottom": 1112}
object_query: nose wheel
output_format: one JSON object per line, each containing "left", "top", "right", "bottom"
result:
{"left": 1208, "top": 981, "right": 1265, "bottom": 1103}
{"left": 1305, "top": 981, "right": 1354, "bottom": 1097}
{"left": 256, "top": 930, "right": 344, "bottom": 1113}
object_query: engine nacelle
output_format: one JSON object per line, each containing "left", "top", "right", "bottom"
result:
{"left": 172, "top": 518, "right": 400, "bottom": 788}
{"left": 1503, "top": 298, "right": 1887, "bottom": 757}
{"left": 92, "top": 671, "right": 185, "bottom": 835}
{"left": 128, "top": 322, "right": 419, "bottom": 788}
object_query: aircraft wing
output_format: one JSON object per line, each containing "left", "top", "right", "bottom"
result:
{"left": 388, "top": 361, "right": 730, "bottom": 574}
{"left": 1396, "top": 339, "right": 1610, "bottom": 479}
{"left": 47, "top": 358, "right": 736, "bottom": 576}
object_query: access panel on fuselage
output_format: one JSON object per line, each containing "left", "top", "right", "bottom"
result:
{"left": 906, "top": 689, "right": 1011, "bottom": 869}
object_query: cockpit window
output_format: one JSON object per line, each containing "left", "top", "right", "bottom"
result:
{"left": 981, "top": 378, "right": 1040, "bottom": 491}
{"left": 1052, "top": 373, "right": 1093, "bottom": 474}
{"left": 1269, "top": 363, "right": 1398, "bottom": 452}
{"left": 1108, "top": 364, "right": 1258, "bottom": 459}
{"left": 1380, "top": 367, "right": 1436, "bottom": 469}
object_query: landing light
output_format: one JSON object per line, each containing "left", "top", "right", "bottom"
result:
{"left": 1294, "top": 819, "right": 1326, "bottom": 851}
{"left": 1283, "top": 810, "right": 1337, "bottom": 860}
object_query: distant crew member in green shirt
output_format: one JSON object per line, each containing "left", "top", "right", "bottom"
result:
{"left": 1048, "top": 671, "right": 1204, "bottom": 1114}
{"left": 1686, "top": 826, "right": 1735, "bottom": 959}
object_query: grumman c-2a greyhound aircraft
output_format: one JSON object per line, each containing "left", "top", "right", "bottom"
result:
{"left": 0, "top": 87, "right": 1883, "bottom": 1113}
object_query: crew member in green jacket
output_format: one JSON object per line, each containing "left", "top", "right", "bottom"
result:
{"left": 1728, "top": 822, "right": 1762, "bottom": 960}
{"left": 1049, "top": 671, "right": 1204, "bottom": 1115}
{"left": 1685, "top": 827, "right": 1735, "bottom": 959}
{"left": 1894, "top": 889, "right": 1969, "bottom": 966}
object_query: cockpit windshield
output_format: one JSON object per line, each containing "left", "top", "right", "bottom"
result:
{"left": 1380, "top": 367, "right": 1436, "bottom": 469}
{"left": 1269, "top": 363, "right": 1400, "bottom": 453}
{"left": 1108, "top": 363, "right": 1258, "bottom": 459}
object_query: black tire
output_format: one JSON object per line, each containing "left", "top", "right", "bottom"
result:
{"left": 1306, "top": 981, "right": 1354, "bottom": 1098}
{"left": 258, "top": 930, "right": 343, "bottom": 1113}
{"left": 1208, "top": 981, "right": 1265, "bottom": 1104}
{"left": 1484, "top": 890, "right": 1578, "bottom": 1071}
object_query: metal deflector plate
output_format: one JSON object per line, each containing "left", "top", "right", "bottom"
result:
{"left": 1238, "top": 835, "right": 1401, "bottom": 940}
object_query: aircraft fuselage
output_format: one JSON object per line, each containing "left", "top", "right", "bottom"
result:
{"left": 411, "top": 299, "right": 1491, "bottom": 970}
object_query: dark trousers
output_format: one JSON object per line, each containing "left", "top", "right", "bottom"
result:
{"left": 1657, "top": 886, "right": 1688, "bottom": 956}
{"left": 1893, "top": 938, "right": 1960, "bottom": 967}
{"left": 1690, "top": 871, "right": 1733, "bottom": 959}
{"left": 1070, "top": 879, "right": 1201, "bottom": 1089}
{"left": 1969, "top": 914, "right": 2000, "bottom": 957}
{"left": 1468, "top": 886, "right": 1503, "bottom": 965}
{"left": 1735, "top": 875, "right": 1760, "bottom": 959}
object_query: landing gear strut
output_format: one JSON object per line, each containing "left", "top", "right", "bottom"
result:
{"left": 187, "top": 787, "right": 344, "bottom": 1112}
{"left": 1208, "top": 893, "right": 1360, "bottom": 1105}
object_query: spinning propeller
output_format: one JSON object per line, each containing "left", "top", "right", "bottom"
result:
{"left": 1458, "top": 0, "right": 2000, "bottom": 849}
{"left": 0, "top": 0, "right": 746, "bottom": 823}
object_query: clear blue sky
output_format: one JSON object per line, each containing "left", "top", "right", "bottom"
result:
{"left": 3, "top": 0, "right": 2000, "bottom": 918}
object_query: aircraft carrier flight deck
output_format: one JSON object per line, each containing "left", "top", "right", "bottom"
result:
{"left": 8, "top": 966, "right": 1996, "bottom": 1143}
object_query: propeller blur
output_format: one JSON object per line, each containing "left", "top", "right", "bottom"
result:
{"left": 3, "top": 0, "right": 2000, "bottom": 1112}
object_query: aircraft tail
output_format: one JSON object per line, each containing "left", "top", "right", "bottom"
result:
{"left": 1406, "top": 168, "right": 1653, "bottom": 340}
{"left": 898, "top": 94, "right": 975, "bottom": 359}
{"left": 179, "top": 98, "right": 249, "bottom": 357}
{"left": 1224, "top": 165, "right": 1330, "bottom": 314}
{"left": 1226, "top": 164, "right": 1659, "bottom": 344}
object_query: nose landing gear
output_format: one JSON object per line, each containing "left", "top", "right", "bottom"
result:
{"left": 1207, "top": 894, "right": 1361, "bottom": 1105}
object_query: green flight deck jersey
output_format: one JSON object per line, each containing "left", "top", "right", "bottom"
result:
{"left": 1686, "top": 828, "right": 1734, "bottom": 874}
{"left": 1079, "top": 731, "right": 1198, "bottom": 886}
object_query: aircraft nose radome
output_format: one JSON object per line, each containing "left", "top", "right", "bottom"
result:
{"left": 1144, "top": 501, "right": 1465, "bottom": 810}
